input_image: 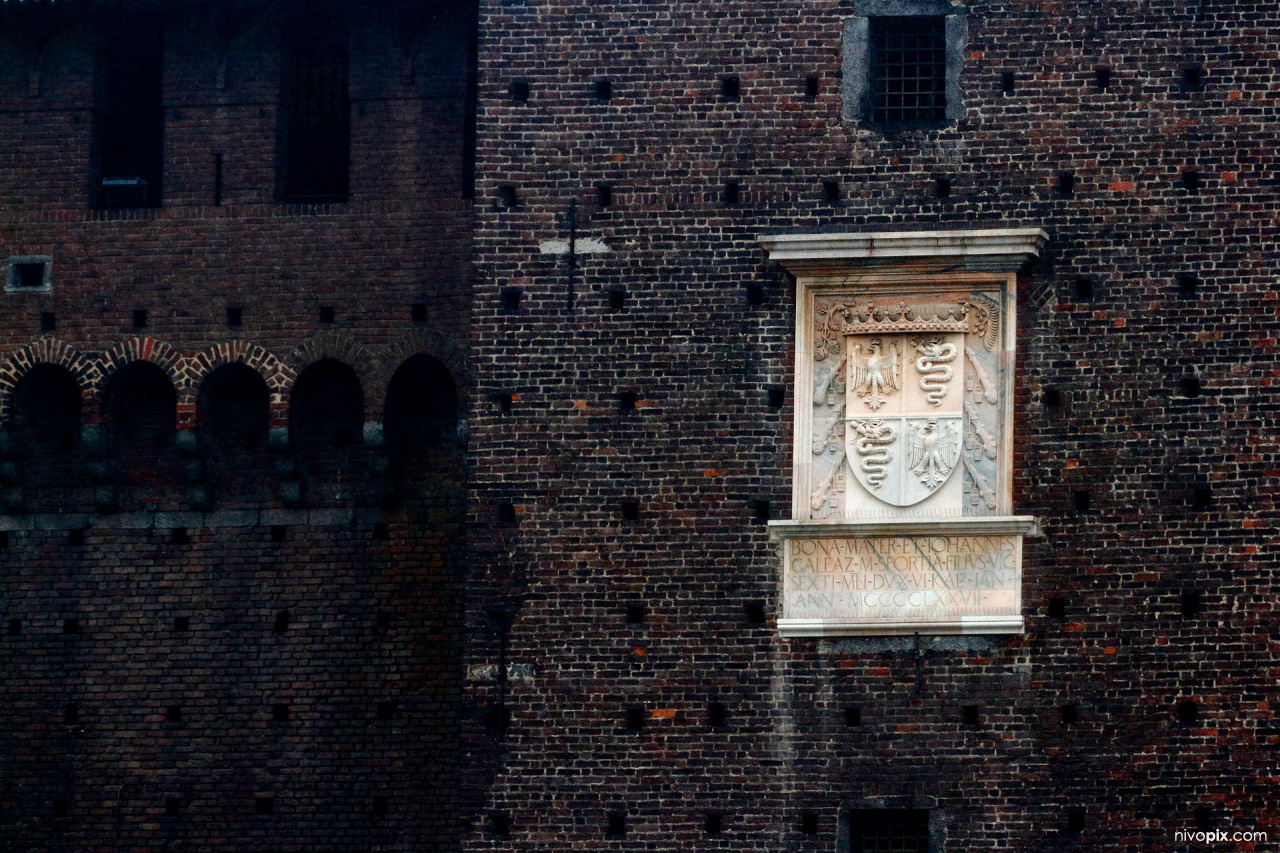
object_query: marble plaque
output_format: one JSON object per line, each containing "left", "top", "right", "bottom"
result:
{"left": 777, "top": 529, "right": 1025, "bottom": 635}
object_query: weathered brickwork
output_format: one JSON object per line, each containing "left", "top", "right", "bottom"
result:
{"left": 2, "top": 0, "right": 1278, "bottom": 850}
{"left": 0, "top": 0, "right": 474, "bottom": 850}
{"left": 465, "top": 0, "right": 1279, "bottom": 850}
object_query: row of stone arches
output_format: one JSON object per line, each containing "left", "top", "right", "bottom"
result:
{"left": 0, "top": 335, "right": 464, "bottom": 512}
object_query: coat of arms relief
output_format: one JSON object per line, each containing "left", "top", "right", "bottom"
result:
{"left": 810, "top": 297, "right": 1002, "bottom": 519}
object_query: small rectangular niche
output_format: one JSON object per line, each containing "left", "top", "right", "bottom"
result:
{"left": 271, "top": 703, "right": 290, "bottom": 722}
{"left": 767, "top": 387, "right": 785, "bottom": 407}
{"left": 745, "top": 283, "right": 764, "bottom": 305}
{"left": 64, "top": 704, "right": 79, "bottom": 724}
{"left": 497, "top": 502, "right": 518, "bottom": 525}
{"left": 1056, "top": 172, "right": 1075, "bottom": 196}
{"left": 255, "top": 797, "right": 274, "bottom": 816}
{"left": 594, "top": 79, "right": 613, "bottom": 101}
{"left": 1180, "top": 66, "right": 1206, "bottom": 92}
{"left": 376, "top": 701, "right": 397, "bottom": 720}
{"left": 171, "top": 528, "right": 189, "bottom": 545}
{"left": 272, "top": 610, "right": 290, "bottom": 633}
{"left": 800, "top": 812, "right": 819, "bottom": 834}
{"left": 166, "top": 705, "right": 183, "bottom": 723}
{"left": 618, "top": 391, "right": 638, "bottom": 412}
{"left": 1180, "top": 169, "right": 1201, "bottom": 191}
{"left": 40, "top": 312, "right": 56, "bottom": 332}
{"left": 1191, "top": 486, "right": 1212, "bottom": 509}
{"left": 624, "top": 707, "right": 645, "bottom": 733}
{"left": 934, "top": 176, "right": 952, "bottom": 198}
{"left": 1176, "top": 273, "right": 1199, "bottom": 297}
{"left": 270, "top": 525, "right": 288, "bottom": 542}
{"left": 53, "top": 800, "right": 69, "bottom": 818}
{"left": 1000, "top": 71, "right": 1015, "bottom": 94}
{"left": 372, "top": 522, "right": 390, "bottom": 540}
{"left": 1061, "top": 703, "right": 1078, "bottom": 725}
{"left": 705, "top": 813, "right": 723, "bottom": 835}
{"left": 411, "top": 303, "right": 427, "bottom": 323}
{"left": 1094, "top": 67, "right": 1112, "bottom": 90}
{"left": 823, "top": 180, "right": 841, "bottom": 202}
{"left": 7, "top": 619, "right": 19, "bottom": 636}
{"left": 372, "top": 796, "right": 389, "bottom": 816}
{"left": 1175, "top": 700, "right": 1198, "bottom": 724}
{"left": 707, "top": 701, "right": 728, "bottom": 728}
{"left": 318, "top": 306, "right": 335, "bottom": 324}
{"left": 1047, "top": 597, "right": 1066, "bottom": 618}
{"left": 621, "top": 501, "right": 640, "bottom": 521}
{"left": 1073, "top": 490, "right": 1091, "bottom": 512}
{"left": 497, "top": 185, "right": 518, "bottom": 208}
{"left": 63, "top": 618, "right": 80, "bottom": 635}
{"left": 1179, "top": 376, "right": 1201, "bottom": 398}
{"left": 132, "top": 309, "right": 148, "bottom": 329}
{"left": 805, "top": 75, "right": 819, "bottom": 99}
{"left": 226, "top": 306, "right": 243, "bottom": 327}
{"left": 724, "top": 180, "right": 741, "bottom": 205}
{"left": 961, "top": 704, "right": 980, "bottom": 725}
{"left": 720, "top": 75, "right": 740, "bottom": 100}
{"left": 626, "top": 604, "right": 646, "bottom": 624}
{"left": 606, "top": 813, "right": 626, "bottom": 837}
{"left": 608, "top": 287, "right": 627, "bottom": 310}
{"left": 510, "top": 80, "right": 530, "bottom": 101}
{"left": 844, "top": 706, "right": 862, "bottom": 727}
{"left": 752, "top": 500, "right": 771, "bottom": 522}
{"left": 6, "top": 256, "right": 52, "bottom": 293}
{"left": 1071, "top": 276, "right": 1095, "bottom": 301}
{"left": 1066, "top": 809, "right": 1086, "bottom": 832}
{"left": 1043, "top": 387, "right": 1062, "bottom": 409}
{"left": 166, "top": 797, "right": 183, "bottom": 816}
{"left": 173, "top": 616, "right": 190, "bottom": 632}
{"left": 490, "top": 813, "right": 511, "bottom": 836}
{"left": 499, "top": 287, "right": 523, "bottom": 314}
{"left": 743, "top": 601, "right": 766, "bottom": 625}
{"left": 68, "top": 529, "right": 86, "bottom": 547}
{"left": 1180, "top": 590, "right": 1202, "bottom": 616}
{"left": 597, "top": 184, "right": 613, "bottom": 207}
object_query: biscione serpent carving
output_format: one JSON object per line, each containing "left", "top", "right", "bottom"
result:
{"left": 913, "top": 338, "right": 957, "bottom": 405}
{"left": 850, "top": 419, "right": 896, "bottom": 490}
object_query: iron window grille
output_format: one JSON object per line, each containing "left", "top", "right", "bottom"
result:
{"left": 845, "top": 809, "right": 930, "bottom": 853}
{"left": 869, "top": 17, "right": 946, "bottom": 125}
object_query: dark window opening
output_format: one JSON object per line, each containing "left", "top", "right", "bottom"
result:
{"left": 1179, "top": 377, "right": 1201, "bottom": 399}
{"left": 1072, "top": 277, "right": 1094, "bottom": 301}
{"left": 844, "top": 706, "right": 862, "bottom": 727}
{"left": 1194, "top": 807, "right": 1212, "bottom": 829}
{"left": 962, "top": 705, "right": 980, "bottom": 725}
{"left": 385, "top": 355, "right": 459, "bottom": 453}
{"left": 745, "top": 283, "right": 764, "bottom": 305}
{"left": 707, "top": 701, "right": 728, "bottom": 727}
{"left": 823, "top": 179, "right": 841, "bottom": 202}
{"left": 744, "top": 601, "right": 766, "bottom": 624}
{"left": 1176, "top": 700, "right": 1198, "bottom": 724}
{"left": 934, "top": 176, "right": 951, "bottom": 198}
{"left": 801, "top": 812, "right": 819, "bottom": 834}
{"left": 279, "top": 42, "right": 349, "bottom": 203}
{"left": 1047, "top": 597, "right": 1066, "bottom": 618}
{"left": 606, "top": 813, "right": 626, "bottom": 836}
{"left": 1000, "top": 71, "right": 1015, "bottom": 94}
{"left": 621, "top": 501, "right": 640, "bottom": 520}
{"left": 805, "top": 75, "right": 820, "bottom": 99}
{"left": 199, "top": 363, "right": 270, "bottom": 452}
{"left": 105, "top": 361, "right": 177, "bottom": 451}
{"left": 1057, "top": 172, "right": 1075, "bottom": 196}
{"left": 597, "top": 184, "right": 613, "bottom": 207}
{"left": 625, "top": 707, "right": 645, "bottom": 733}
{"left": 41, "top": 312, "right": 56, "bottom": 332}
{"left": 510, "top": 80, "right": 530, "bottom": 101}
{"left": 594, "top": 79, "right": 612, "bottom": 101}
{"left": 1180, "top": 169, "right": 1201, "bottom": 191}
{"left": 841, "top": 809, "right": 930, "bottom": 853}
{"left": 768, "top": 387, "right": 785, "bottom": 407}
{"left": 497, "top": 185, "right": 518, "bottom": 208}
{"left": 1073, "top": 490, "right": 1091, "bottom": 512}
{"left": 11, "top": 364, "right": 81, "bottom": 454}
{"left": 626, "top": 604, "right": 645, "bottom": 624}
{"left": 13, "top": 261, "right": 46, "bottom": 289}
{"left": 724, "top": 180, "right": 740, "bottom": 205}
{"left": 869, "top": 17, "right": 946, "bottom": 125}
{"left": 1043, "top": 387, "right": 1062, "bottom": 409}
{"left": 1066, "top": 810, "right": 1085, "bottom": 833}
{"left": 291, "top": 358, "right": 364, "bottom": 451}
{"left": 705, "top": 813, "right": 723, "bottom": 834}
{"left": 1094, "top": 67, "right": 1112, "bottom": 90}
{"left": 1181, "top": 66, "right": 1205, "bottom": 92}
{"left": 1180, "top": 591, "right": 1202, "bottom": 616}
{"left": 226, "top": 306, "right": 243, "bottom": 327}
{"left": 1061, "top": 704, "right": 1078, "bottom": 725}
{"left": 500, "top": 287, "right": 523, "bottom": 313}
{"left": 97, "top": 22, "right": 163, "bottom": 209}
{"left": 721, "top": 75, "right": 740, "bottom": 100}
{"left": 1176, "top": 273, "right": 1199, "bottom": 297}
{"left": 608, "top": 287, "right": 627, "bottom": 309}
{"left": 490, "top": 813, "right": 511, "bottom": 835}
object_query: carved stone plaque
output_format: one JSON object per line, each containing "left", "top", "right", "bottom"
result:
{"left": 760, "top": 227, "right": 1047, "bottom": 637}
{"left": 778, "top": 526, "right": 1027, "bottom": 635}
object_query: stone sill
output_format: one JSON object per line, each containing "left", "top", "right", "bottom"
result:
{"left": 768, "top": 516, "right": 1039, "bottom": 540}
{"left": 778, "top": 615, "right": 1025, "bottom": 638}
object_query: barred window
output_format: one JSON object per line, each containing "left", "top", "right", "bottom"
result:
{"left": 869, "top": 17, "right": 946, "bottom": 125}
{"left": 843, "top": 809, "right": 930, "bottom": 853}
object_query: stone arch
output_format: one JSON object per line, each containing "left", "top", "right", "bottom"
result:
{"left": 182, "top": 341, "right": 296, "bottom": 425}
{"left": 376, "top": 329, "right": 470, "bottom": 416}
{"left": 0, "top": 340, "right": 98, "bottom": 421}
{"left": 94, "top": 337, "right": 186, "bottom": 423}
{"left": 291, "top": 330, "right": 377, "bottom": 416}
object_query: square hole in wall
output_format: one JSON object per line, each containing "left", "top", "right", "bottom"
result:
{"left": 844, "top": 706, "right": 862, "bottom": 727}
{"left": 720, "top": 75, "right": 740, "bottom": 100}
{"left": 132, "top": 309, "right": 148, "bottom": 329}
{"left": 372, "top": 796, "right": 388, "bottom": 816}
{"left": 490, "top": 813, "right": 511, "bottom": 835}
{"left": 608, "top": 287, "right": 627, "bottom": 310}
{"left": 595, "top": 79, "right": 613, "bottom": 101}
{"left": 1047, "top": 597, "right": 1066, "bottom": 618}
{"left": 767, "top": 387, "right": 785, "bottom": 407}
{"left": 226, "top": 306, "right": 243, "bottom": 327}
{"left": 805, "top": 75, "right": 819, "bottom": 99}
{"left": 1176, "top": 700, "right": 1198, "bottom": 724}
{"left": 256, "top": 797, "right": 274, "bottom": 816}
{"left": 626, "top": 604, "right": 646, "bottom": 624}
{"left": 510, "top": 80, "right": 530, "bottom": 101}
{"left": 173, "top": 616, "right": 190, "bottom": 632}
{"left": 705, "top": 812, "right": 723, "bottom": 834}
{"left": 1180, "top": 590, "right": 1202, "bottom": 616}
{"left": 625, "top": 707, "right": 645, "bottom": 733}
{"left": 1094, "top": 67, "right": 1112, "bottom": 90}
{"left": 962, "top": 705, "right": 980, "bottom": 725}
{"left": 40, "top": 312, "right": 56, "bottom": 332}
{"left": 271, "top": 703, "right": 290, "bottom": 722}
{"left": 800, "top": 812, "right": 819, "bottom": 834}
{"left": 621, "top": 501, "right": 640, "bottom": 521}
{"left": 6, "top": 256, "right": 51, "bottom": 292}
{"left": 166, "top": 797, "right": 182, "bottom": 816}
{"left": 607, "top": 813, "right": 626, "bottom": 836}
{"left": 499, "top": 287, "right": 523, "bottom": 314}
{"left": 744, "top": 601, "right": 766, "bottom": 625}
{"left": 1061, "top": 703, "right": 1078, "bottom": 725}
{"left": 319, "top": 306, "right": 335, "bottom": 324}
{"left": 166, "top": 705, "right": 182, "bottom": 723}
{"left": 411, "top": 303, "right": 427, "bottom": 323}
{"left": 707, "top": 701, "right": 728, "bottom": 728}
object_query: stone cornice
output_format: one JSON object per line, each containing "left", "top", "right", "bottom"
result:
{"left": 759, "top": 227, "right": 1049, "bottom": 273}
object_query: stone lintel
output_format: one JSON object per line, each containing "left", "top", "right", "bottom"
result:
{"left": 759, "top": 228, "right": 1048, "bottom": 273}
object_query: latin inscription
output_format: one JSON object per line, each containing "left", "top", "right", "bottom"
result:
{"left": 783, "top": 535, "right": 1020, "bottom": 623}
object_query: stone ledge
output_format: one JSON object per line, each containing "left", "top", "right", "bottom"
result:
{"left": 779, "top": 615, "right": 1025, "bottom": 638}
{"left": 769, "top": 516, "right": 1039, "bottom": 539}
{"left": 759, "top": 227, "right": 1048, "bottom": 272}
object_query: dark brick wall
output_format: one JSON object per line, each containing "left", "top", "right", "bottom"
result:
{"left": 0, "top": 1, "right": 475, "bottom": 850}
{"left": 466, "top": 0, "right": 1278, "bottom": 850}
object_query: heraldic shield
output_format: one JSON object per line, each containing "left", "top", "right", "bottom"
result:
{"left": 846, "top": 333, "right": 964, "bottom": 508}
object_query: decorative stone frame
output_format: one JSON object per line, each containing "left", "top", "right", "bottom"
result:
{"left": 760, "top": 228, "right": 1046, "bottom": 637}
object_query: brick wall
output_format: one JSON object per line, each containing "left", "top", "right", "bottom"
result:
{"left": 465, "top": 0, "right": 1279, "bottom": 849}
{"left": 0, "top": 1, "right": 475, "bottom": 850}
